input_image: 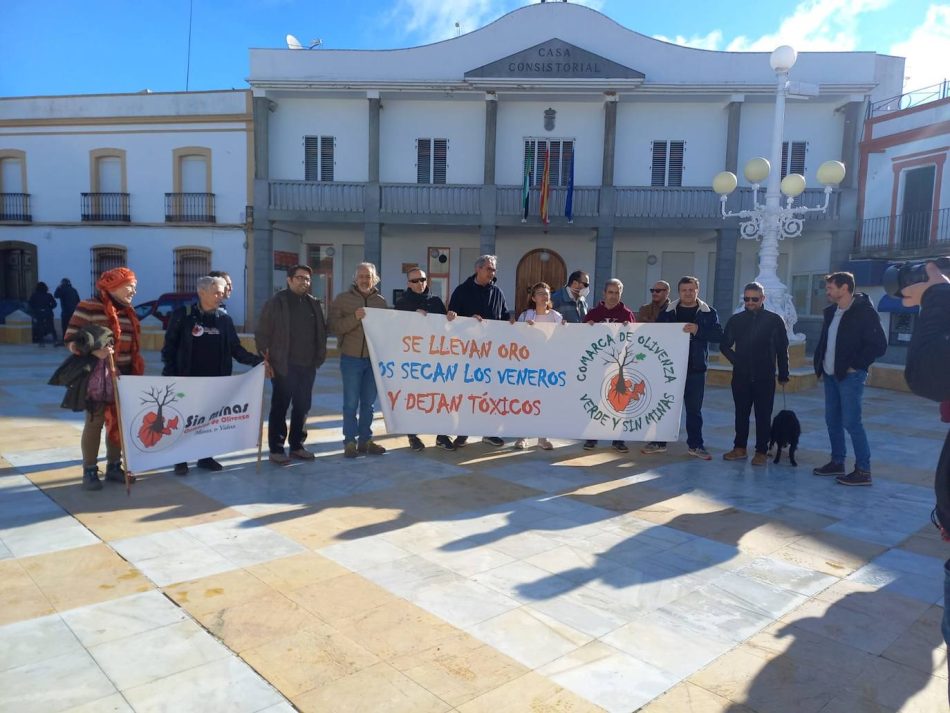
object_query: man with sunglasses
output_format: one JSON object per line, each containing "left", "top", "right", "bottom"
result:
{"left": 637, "top": 281, "right": 671, "bottom": 323}
{"left": 720, "top": 282, "right": 789, "bottom": 466}
{"left": 394, "top": 267, "right": 457, "bottom": 452}
{"left": 551, "top": 270, "right": 590, "bottom": 323}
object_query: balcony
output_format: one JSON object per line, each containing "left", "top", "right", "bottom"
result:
{"left": 265, "top": 181, "right": 839, "bottom": 225}
{"left": 165, "top": 193, "right": 215, "bottom": 223}
{"left": 381, "top": 184, "right": 480, "bottom": 215}
{"left": 497, "top": 186, "right": 600, "bottom": 218}
{"left": 81, "top": 193, "right": 130, "bottom": 222}
{"left": 269, "top": 181, "right": 365, "bottom": 213}
{"left": 615, "top": 186, "right": 838, "bottom": 219}
{"left": 856, "top": 208, "right": 950, "bottom": 258}
{"left": 0, "top": 193, "right": 31, "bottom": 222}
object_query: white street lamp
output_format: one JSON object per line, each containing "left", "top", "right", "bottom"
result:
{"left": 712, "top": 45, "right": 846, "bottom": 344}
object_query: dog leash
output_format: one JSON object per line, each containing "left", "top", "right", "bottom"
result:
{"left": 781, "top": 383, "right": 787, "bottom": 410}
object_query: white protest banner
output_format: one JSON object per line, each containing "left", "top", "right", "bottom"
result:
{"left": 362, "top": 310, "right": 690, "bottom": 441}
{"left": 116, "top": 364, "right": 265, "bottom": 472}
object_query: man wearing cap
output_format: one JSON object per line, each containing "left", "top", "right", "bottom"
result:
{"left": 65, "top": 267, "right": 145, "bottom": 491}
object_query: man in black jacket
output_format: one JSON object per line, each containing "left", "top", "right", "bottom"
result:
{"left": 812, "top": 271, "right": 887, "bottom": 486}
{"left": 162, "top": 275, "right": 264, "bottom": 475}
{"left": 447, "top": 254, "right": 510, "bottom": 447}
{"left": 901, "top": 261, "right": 950, "bottom": 682}
{"left": 720, "top": 282, "right": 790, "bottom": 466}
{"left": 394, "top": 267, "right": 456, "bottom": 452}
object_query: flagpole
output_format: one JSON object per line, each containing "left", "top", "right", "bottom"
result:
{"left": 108, "top": 352, "right": 133, "bottom": 496}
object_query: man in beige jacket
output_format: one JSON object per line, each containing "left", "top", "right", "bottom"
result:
{"left": 329, "top": 262, "right": 388, "bottom": 458}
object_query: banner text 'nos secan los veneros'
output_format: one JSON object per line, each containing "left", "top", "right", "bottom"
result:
{"left": 116, "top": 364, "right": 265, "bottom": 472}
{"left": 361, "top": 310, "right": 690, "bottom": 441}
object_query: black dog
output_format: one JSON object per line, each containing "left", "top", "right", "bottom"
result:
{"left": 768, "top": 409, "right": 801, "bottom": 466}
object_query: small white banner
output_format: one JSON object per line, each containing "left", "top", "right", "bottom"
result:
{"left": 116, "top": 365, "right": 265, "bottom": 472}
{"left": 362, "top": 310, "right": 690, "bottom": 441}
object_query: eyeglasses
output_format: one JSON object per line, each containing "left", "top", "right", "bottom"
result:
{"left": 649, "top": 288, "right": 668, "bottom": 293}
{"left": 291, "top": 275, "right": 311, "bottom": 282}
{"left": 408, "top": 278, "right": 427, "bottom": 284}
{"left": 576, "top": 281, "right": 590, "bottom": 288}
{"left": 743, "top": 296, "right": 761, "bottom": 302}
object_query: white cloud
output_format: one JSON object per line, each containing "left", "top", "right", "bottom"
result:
{"left": 889, "top": 4, "right": 950, "bottom": 91}
{"left": 726, "top": 0, "right": 892, "bottom": 52}
{"left": 653, "top": 0, "right": 893, "bottom": 52}
{"left": 652, "top": 30, "right": 723, "bottom": 50}
{"left": 391, "top": 0, "right": 605, "bottom": 45}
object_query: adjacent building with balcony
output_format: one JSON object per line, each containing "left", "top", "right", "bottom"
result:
{"left": 0, "top": 90, "right": 252, "bottom": 327}
{"left": 248, "top": 2, "right": 903, "bottom": 338}
{"left": 852, "top": 82, "right": 950, "bottom": 361}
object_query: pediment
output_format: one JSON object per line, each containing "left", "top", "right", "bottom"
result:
{"left": 465, "top": 38, "right": 644, "bottom": 80}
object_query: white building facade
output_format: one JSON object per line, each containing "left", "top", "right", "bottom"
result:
{"left": 248, "top": 2, "right": 903, "bottom": 341}
{"left": 852, "top": 86, "right": 950, "bottom": 361}
{"left": 0, "top": 90, "right": 253, "bottom": 327}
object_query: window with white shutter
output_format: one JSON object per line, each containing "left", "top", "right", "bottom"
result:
{"left": 416, "top": 138, "right": 448, "bottom": 184}
{"left": 650, "top": 140, "right": 685, "bottom": 187}
{"left": 304, "top": 136, "right": 335, "bottom": 181}
{"left": 781, "top": 141, "right": 807, "bottom": 178}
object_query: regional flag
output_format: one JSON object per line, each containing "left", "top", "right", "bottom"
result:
{"left": 539, "top": 147, "right": 551, "bottom": 226}
{"left": 522, "top": 142, "right": 534, "bottom": 222}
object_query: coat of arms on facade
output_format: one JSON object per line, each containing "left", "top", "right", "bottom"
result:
{"left": 544, "top": 108, "right": 556, "bottom": 132}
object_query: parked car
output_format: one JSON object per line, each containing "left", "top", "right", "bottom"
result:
{"left": 134, "top": 292, "right": 196, "bottom": 329}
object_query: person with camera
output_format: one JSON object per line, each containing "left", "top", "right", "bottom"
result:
{"left": 812, "top": 271, "right": 887, "bottom": 486}
{"left": 901, "top": 260, "right": 950, "bottom": 678}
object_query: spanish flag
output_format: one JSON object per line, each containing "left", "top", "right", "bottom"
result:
{"left": 539, "top": 147, "right": 550, "bottom": 228}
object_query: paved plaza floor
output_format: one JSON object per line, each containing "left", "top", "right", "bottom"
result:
{"left": 1, "top": 343, "right": 947, "bottom": 712}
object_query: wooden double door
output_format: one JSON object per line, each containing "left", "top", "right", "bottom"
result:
{"left": 513, "top": 248, "right": 567, "bottom": 317}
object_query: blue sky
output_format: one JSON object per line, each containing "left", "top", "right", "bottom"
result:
{"left": 1, "top": 0, "right": 947, "bottom": 97}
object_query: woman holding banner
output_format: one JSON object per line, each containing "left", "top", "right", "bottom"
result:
{"left": 514, "top": 282, "right": 563, "bottom": 450}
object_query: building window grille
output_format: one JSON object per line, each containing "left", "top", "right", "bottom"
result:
{"left": 304, "top": 136, "right": 335, "bottom": 181}
{"left": 174, "top": 248, "right": 212, "bottom": 293}
{"left": 416, "top": 138, "right": 448, "bottom": 184}
{"left": 650, "top": 140, "right": 684, "bottom": 187}
{"left": 90, "top": 247, "right": 127, "bottom": 294}
{"left": 523, "top": 138, "right": 575, "bottom": 187}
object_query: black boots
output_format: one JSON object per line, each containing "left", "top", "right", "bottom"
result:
{"left": 82, "top": 466, "right": 102, "bottom": 491}
{"left": 104, "top": 462, "right": 136, "bottom": 484}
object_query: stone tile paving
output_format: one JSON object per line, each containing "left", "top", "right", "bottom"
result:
{"left": 0, "top": 343, "right": 946, "bottom": 712}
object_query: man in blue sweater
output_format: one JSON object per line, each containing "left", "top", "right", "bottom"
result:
{"left": 448, "top": 254, "right": 510, "bottom": 447}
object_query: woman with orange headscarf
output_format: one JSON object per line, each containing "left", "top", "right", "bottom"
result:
{"left": 65, "top": 267, "right": 144, "bottom": 491}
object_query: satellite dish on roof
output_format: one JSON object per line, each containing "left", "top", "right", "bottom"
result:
{"left": 286, "top": 33, "right": 323, "bottom": 50}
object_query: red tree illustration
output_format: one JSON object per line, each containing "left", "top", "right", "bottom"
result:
{"left": 602, "top": 347, "right": 646, "bottom": 413}
{"left": 137, "top": 384, "right": 180, "bottom": 448}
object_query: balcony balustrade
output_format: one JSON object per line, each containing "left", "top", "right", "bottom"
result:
{"left": 165, "top": 193, "right": 216, "bottom": 223}
{"left": 269, "top": 181, "right": 365, "bottom": 213}
{"left": 0, "top": 193, "right": 31, "bottom": 222}
{"left": 497, "top": 186, "right": 600, "bottom": 218}
{"left": 266, "top": 181, "right": 838, "bottom": 223}
{"left": 81, "top": 193, "right": 130, "bottom": 222}
{"left": 381, "top": 184, "right": 481, "bottom": 215}
{"left": 857, "top": 208, "right": 950, "bottom": 257}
